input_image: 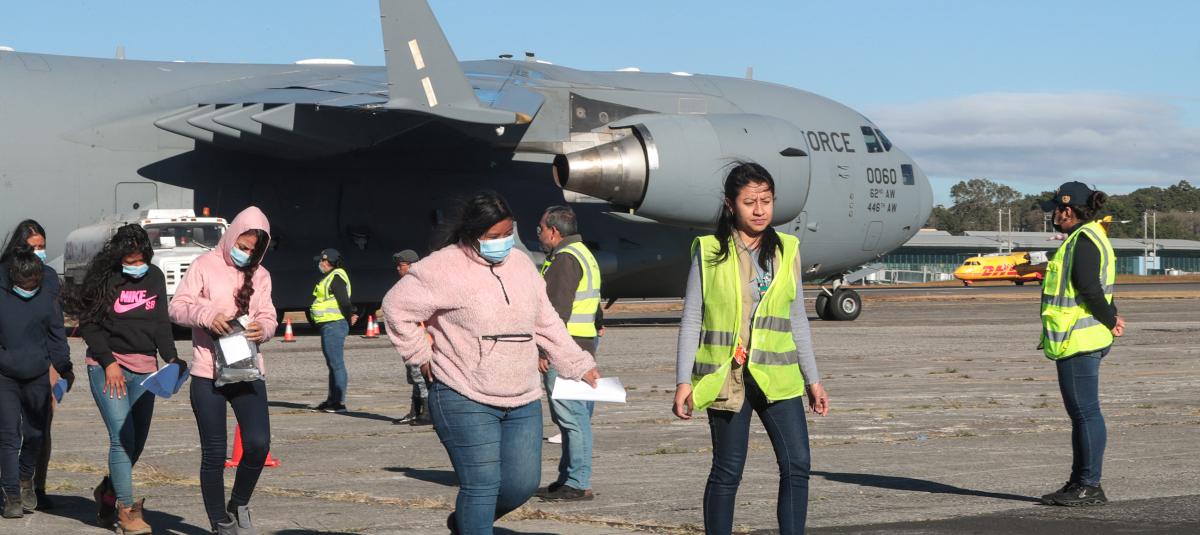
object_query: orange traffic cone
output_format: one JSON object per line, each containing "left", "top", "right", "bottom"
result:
{"left": 362, "top": 315, "right": 378, "bottom": 339}
{"left": 225, "top": 425, "right": 280, "bottom": 468}
{"left": 282, "top": 319, "right": 296, "bottom": 343}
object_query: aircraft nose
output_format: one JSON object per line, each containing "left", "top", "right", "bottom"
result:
{"left": 914, "top": 162, "right": 933, "bottom": 229}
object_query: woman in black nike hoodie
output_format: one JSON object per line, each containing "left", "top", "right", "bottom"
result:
{"left": 64, "top": 224, "right": 181, "bottom": 534}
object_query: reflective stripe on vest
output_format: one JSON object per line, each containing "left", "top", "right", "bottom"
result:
{"left": 540, "top": 242, "right": 602, "bottom": 338}
{"left": 690, "top": 233, "right": 806, "bottom": 410}
{"left": 1040, "top": 221, "right": 1115, "bottom": 360}
{"left": 310, "top": 268, "right": 351, "bottom": 323}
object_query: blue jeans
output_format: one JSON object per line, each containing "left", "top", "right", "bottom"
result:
{"left": 88, "top": 365, "right": 155, "bottom": 505}
{"left": 705, "top": 369, "right": 811, "bottom": 535}
{"left": 429, "top": 382, "right": 542, "bottom": 535}
{"left": 543, "top": 369, "right": 594, "bottom": 490}
{"left": 319, "top": 319, "right": 349, "bottom": 404}
{"left": 1056, "top": 348, "right": 1108, "bottom": 486}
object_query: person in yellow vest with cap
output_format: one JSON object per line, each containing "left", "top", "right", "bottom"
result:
{"left": 308, "top": 248, "right": 357, "bottom": 413}
{"left": 1036, "top": 181, "right": 1124, "bottom": 507}
{"left": 534, "top": 205, "right": 603, "bottom": 502}
{"left": 673, "top": 162, "right": 828, "bottom": 535}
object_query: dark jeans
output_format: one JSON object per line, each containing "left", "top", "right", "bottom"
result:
{"left": 429, "top": 382, "right": 542, "bottom": 535}
{"left": 319, "top": 319, "right": 349, "bottom": 404}
{"left": 0, "top": 371, "right": 50, "bottom": 495}
{"left": 88, "top": 365, "right": 155, "bottom": 505}
{"left": 190, "top": 377, "right": 270, "bottom": 529}
{"left": 705, "top": 370, "right": 811, "bottom": 535}
{"left": 1056, "top": 348, "right": 1108, "bottom": 486}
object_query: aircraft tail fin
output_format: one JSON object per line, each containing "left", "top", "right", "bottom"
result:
{"left": 379, "top": 0, "right": 515, "bottom": 124}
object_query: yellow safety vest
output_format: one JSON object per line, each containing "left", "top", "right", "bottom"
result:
{"left": 310, "top": 268, "right": 351, "bottom": 323}
{"left": 691, "top": 233, "right": 805, "bottom": 410}
{"left": 1040, "top": 221, "right": 1116, "bottom": 360}
{"left": 540, "top": 241, "right": 602, "bottom": 338}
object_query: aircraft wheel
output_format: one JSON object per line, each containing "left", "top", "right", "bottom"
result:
{"left": 1015, "top": 281, "right": 1025, "bottom": 286}
{"left": 815, "top": 292, "right": 833, "bottom": 320}
{"left": 829, "top": 289, "right": 862, "bottom": 321}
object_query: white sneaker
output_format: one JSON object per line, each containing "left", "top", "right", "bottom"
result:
{"left": 547, "top": 433, "right": 562, "bottom": 444}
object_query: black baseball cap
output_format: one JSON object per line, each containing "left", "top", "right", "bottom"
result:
{"left": 393, "top": 250, "right": 419, "bottom": 264}
{"left": 1039, "top": 181, "right": 1095, "bottom": 212}
{"left": 314, "top": 248, "right": 341, "bottom": 263}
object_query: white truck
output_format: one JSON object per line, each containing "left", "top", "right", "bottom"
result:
{"left": 64, "top": 209, "right": 228, "bottom": 299}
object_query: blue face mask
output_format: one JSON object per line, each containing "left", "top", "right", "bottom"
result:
{"left": 34, "top": 250, "right": 47, "bottom": 262}
{"left": 230, "top": 247, "right": 252, "bottom": 267}
{"left": 122, "top": 263, "right": 149, "bottom": 279}
{"left": 478, "top": 235, "right": 516, "bottom": 263}
{"left": 12, "top": 286, "right": 39, "bottom": 299}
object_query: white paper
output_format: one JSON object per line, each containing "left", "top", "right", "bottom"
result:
{"left": 218, "top": 332, "right": 253, "bottom": 364}
{"left": 551, "top": 377, "right": 626, "bottom": 403}
{"left": 159, "top": 236, "right": 176, "bottom": 248}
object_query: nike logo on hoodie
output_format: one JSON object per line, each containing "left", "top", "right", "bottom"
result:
{"left": 114, "top": 289, "right": 158, "bottom": 314}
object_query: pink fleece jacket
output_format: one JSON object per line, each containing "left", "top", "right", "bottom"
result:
{"left": 382, "top": 243, "right": 596, "bottom": 408}
{"left": 168, "top": 207, "right": 277, "bottom": 380}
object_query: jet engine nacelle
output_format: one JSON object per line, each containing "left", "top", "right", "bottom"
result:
{"left": 554, "top": 113, "right": 811, "bottom": 227}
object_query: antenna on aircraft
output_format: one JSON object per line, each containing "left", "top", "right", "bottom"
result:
{"left": 116, "top": 45, "right": 125, "bottom": 60}
{"left": 745, "top": 66, "right": 754, "bottom": 80}
{"left": 499, "top": 54, "right": 513, "bottom": 59}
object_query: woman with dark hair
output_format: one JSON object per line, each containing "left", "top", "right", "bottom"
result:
{"left": 673, "top": 162, "right": 829, "bottom": 535}
{"left": 0, "top": 219, "right": 60, "bottom": 511}
{"left": 0, "top": 248, "right": 73, "bottom": 520}
{"left": 63, "top": 224, "right": 180, "bottom": 533}
{"left": 169, "top": 207, "right": 277, "bottom": 534}
{"left": 1036, "top": 181, "right": 1122, "bottom": 507}
{"left": 308, "top": 248, "right": 357, "bottom": 413}
{"left": 382, "top": 190, "right": 601, "bottom": 534}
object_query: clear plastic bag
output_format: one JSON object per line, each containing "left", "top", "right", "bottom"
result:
{"left": 213, "top": 315, "right": 264, "bottom": 386}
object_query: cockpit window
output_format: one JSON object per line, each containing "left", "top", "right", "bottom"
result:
{"left": 874, "top": 128, "right": 893, "bottom": 151}
{"left": 902, "top": 164, "right": 915, "bottom": 185}
{"left": 860, "top": 126, "right": 883, "bottom": 153}
{"left": 964, "top": 261, "right": 981, "bottom": 266}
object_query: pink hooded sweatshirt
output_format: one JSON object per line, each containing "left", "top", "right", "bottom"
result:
{"left": 169, "top": 207, "right": 277, "bottom": 380}
{"left": 382, "top": 243, "right": 596, "bottom": 408}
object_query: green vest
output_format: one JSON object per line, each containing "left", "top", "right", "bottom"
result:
{"left": 1040, "top": 221, "right": 1115, "bottom": 360}
{"left": 310, "top": 268, "right": 351, "bottom": 323}
{"left": 540, "top": 241, "right": 602, "bottom": 338}
{"left": 691, "top": 233, "right": 805, "bottom": 410}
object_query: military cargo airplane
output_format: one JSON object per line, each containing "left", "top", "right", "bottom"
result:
{"left": 0, "top": 0, "right": 932, "bottom": 321}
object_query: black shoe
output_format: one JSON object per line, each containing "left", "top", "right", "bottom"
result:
{"left": 1042, "top": 481, "right": 1107, "bottom": 506}
{"left": 539, "top": 485, "right": 594, "bottom": 502}
{"left": 410, "top": 412, "right": 433, "bottom": 426}
{"left": 19, "top": 480, "right": 36, "bottom": 513}
{"left": 2, "top": 490, "right": 22, "bottom": 519}
{"left": 534, "top": 482, "right": 565, "bottom": 498}
{"left": 312, "top": 400, "right": 332, "bottom": 412}
{"left": 446, "top": 511, "right": 459, "bottom": 534}
{"left": 322, "top": 402, "right": 347, "bottom": 413}
{"left": 393, "top": 411, "right": 417, "bottom": 425}
{"left": 34, "top": 490, "right": 52, "bottom": 510}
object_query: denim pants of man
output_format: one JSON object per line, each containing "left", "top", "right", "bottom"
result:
{"left": 0, "top": 371, "right": 50, "bottom": 496}
{"left": 705, "top": 369, "right": 811, "bottom": 535}
{"left": 1056, "top": 348, "right": 1108, "bottom": 486}
{"left": 429, "top": 381, "right": 542, "bottom": 535}
{"left": 542, "top": 369, "right": 594, "bottom": 490}
{"left": 318, "top": 319, "right": 349, "bottom": 404}
{"left": 87, "top": 365, "right": 154, "bottom": 505}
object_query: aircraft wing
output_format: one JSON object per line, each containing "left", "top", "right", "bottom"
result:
{"left": 153, "top": 0, "right": 533, "bottom": 159}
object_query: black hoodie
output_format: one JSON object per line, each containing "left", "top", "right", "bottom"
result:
{"left": 0, "top": 263, "right": 72, "bottom": 380}
{"left": 79, "top": 265, "right": 179, "bottom": 369}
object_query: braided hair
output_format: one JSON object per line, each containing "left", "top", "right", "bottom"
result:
{"left": 233, "top": 230, "right": 269, "bottom": 317}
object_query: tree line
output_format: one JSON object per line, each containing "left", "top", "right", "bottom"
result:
{"left": 927, "top": 179, "right": 1200, "bottom": 240}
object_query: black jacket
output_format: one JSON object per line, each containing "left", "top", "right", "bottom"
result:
{"left": 79, "top": 265, "right": 179, "bottom": 369}
{"left": 0, "top": 263, "right": 72, "bottom": 380}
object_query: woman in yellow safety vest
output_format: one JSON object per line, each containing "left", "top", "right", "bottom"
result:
{"left": 673, "top": 162, "right": 829, "bottom": 535}
{"left": 1036, "top": 181, "right": 1124, "bottom": 507}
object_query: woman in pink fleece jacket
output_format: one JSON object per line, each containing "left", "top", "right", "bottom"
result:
{"left": 168, "top": 206, "right": 276, "bottom": 534}
{"left": 383, "top": 191, "right": 600, "bottom": 534}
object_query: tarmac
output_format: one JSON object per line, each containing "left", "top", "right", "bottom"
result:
{"left": 5, "top": 285, "right": 1198, "bottom": 534}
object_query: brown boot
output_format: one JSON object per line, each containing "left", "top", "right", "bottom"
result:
{"left": 117, "top": 499, "right": 152, "bottom": 535}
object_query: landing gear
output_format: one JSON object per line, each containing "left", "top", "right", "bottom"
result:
{"left": 1015, "top": 280, "right": 1025, "bottom": 286}
{"left": 814, "top": 281, "right": 862, "bottom": 321}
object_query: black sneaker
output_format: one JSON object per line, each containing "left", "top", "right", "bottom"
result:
{"left": 322, "top": 403, "right": 347, "bottom": 413}
{"left": 393, "top": 411, "right": 417, "bottom": 425}
{"left": 534, "top": 482, "right": 564, "bottom": 499}
{"left": 539, "top": 485, "right": 594, "bottom": 502}
{"left": 311, "top": 401, "right": 333, "bottom": 412}
{"left": 1042, "top": 481, "right": 1107, "bottom": 506}
{"left": 410, "top": 413, "right": 433, "bottom": 426}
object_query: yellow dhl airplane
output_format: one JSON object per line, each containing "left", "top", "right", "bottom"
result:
{"left": 953, "top": 251, "right": 1048, "bottom": 286}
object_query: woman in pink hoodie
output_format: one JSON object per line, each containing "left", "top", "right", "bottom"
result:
{"left": 383, "top": 191, "right": 600, "bottom": 534}
{"left": 168, "top": 207, "right": 276, "bottom": 534}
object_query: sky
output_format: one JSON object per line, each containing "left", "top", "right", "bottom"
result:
{"left": 3, "top": 0, "right": 1197, "bottom": 205}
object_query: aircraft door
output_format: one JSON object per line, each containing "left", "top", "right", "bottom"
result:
{"left": 114, "top": 182, "right": 158, "bottom": 216}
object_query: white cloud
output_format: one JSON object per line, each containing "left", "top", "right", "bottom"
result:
{"left": 869, "top": 92, "right": 1200, "bottom": 193}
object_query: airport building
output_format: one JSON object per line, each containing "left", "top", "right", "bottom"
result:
{"left": 875, "top": 229, "right": 1200, "bottom": 283}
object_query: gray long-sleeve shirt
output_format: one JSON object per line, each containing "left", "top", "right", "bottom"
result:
{"left": 675, "top": 248, "right": 820, "bottom": 387}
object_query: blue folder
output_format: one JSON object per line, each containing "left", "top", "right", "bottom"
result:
{"left": 141, "top": 363, "right": 189, "bottom": 398}
{"left": 52, "top": 378, "right": 68, "bottom": 403}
